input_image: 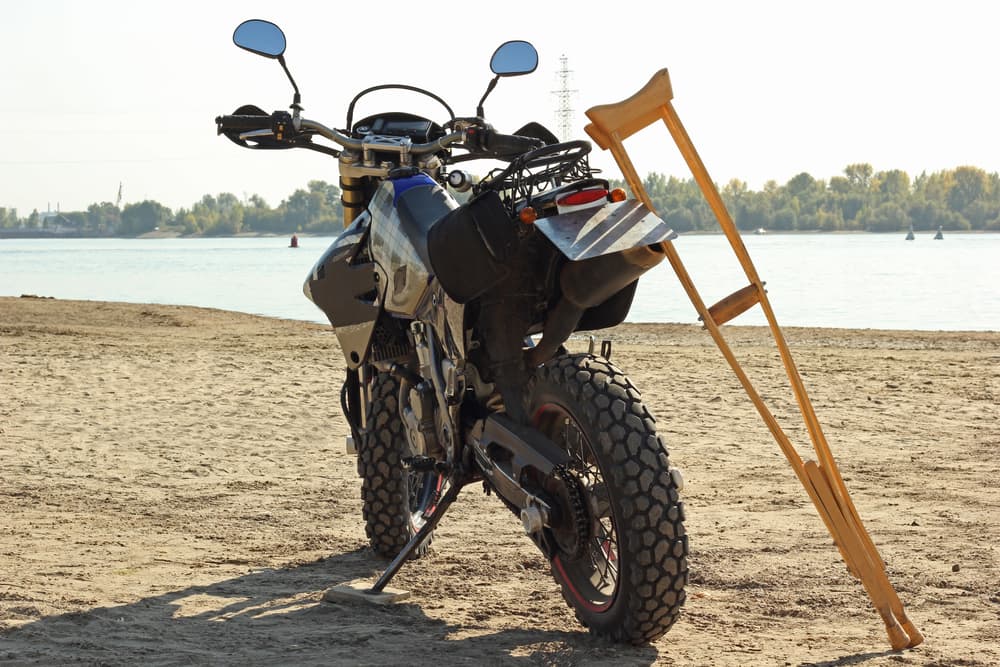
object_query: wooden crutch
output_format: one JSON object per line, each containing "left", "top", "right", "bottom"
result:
{"left": 584, "top": 69, "right": 923, "bottom": 650}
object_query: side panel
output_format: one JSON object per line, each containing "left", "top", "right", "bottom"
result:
{"left": 303, "top": 211, "right": 381, "bottom": 368}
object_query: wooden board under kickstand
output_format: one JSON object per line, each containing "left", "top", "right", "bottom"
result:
{"left": 583, "top": 69, "right": 923, "bottom": 650}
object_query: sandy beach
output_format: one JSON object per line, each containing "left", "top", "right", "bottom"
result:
{"left": 1, "top": 295, "right": 997, "bottom": 666}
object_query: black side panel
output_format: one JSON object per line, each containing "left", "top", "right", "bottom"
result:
{"left": 307, "top": 244, "right": 379, "bottom": 329}
{"left": 307, "top": 230, "right": 379, "bottom": 327}
{"left": 304, "top": 223, "right": 381, "bottom": 368}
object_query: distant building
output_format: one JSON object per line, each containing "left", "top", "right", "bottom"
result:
{"left": 44, "top": 213, "right": 78, "bottom": 234}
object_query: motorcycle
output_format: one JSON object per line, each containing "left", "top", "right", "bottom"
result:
{"left": 217, "top": 19, "right": 687, "bottom": 644}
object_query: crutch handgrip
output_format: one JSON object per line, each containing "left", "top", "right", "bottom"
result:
{"left": 585, "top": 69, "right": 674, "bottom": 150}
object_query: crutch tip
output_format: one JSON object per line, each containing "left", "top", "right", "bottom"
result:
{"left": 904, "top": 625, "right": 925, "bottom": 648}
{"left": 884, "top": 620, "right": 910, "bottom": 651}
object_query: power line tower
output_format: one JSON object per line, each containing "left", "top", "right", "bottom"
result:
{"left": 551, "top": 54, "right": 577, "bottom": 142}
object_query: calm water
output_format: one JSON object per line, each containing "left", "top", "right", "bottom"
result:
{"left": 1, "top": 233, "right": 997, "bottom": 331}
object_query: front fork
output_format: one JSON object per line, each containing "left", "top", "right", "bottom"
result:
{"left": 340, "top": 175, "right": 366, "bottom": 227}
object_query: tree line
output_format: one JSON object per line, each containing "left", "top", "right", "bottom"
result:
{"left": 1, "top": 180, "right": 343, "bottom": 236}
{"left": 4, "top": 164, "right": 1000, "bottom": 236}
{"left": 612, "top": 164, "right": 1000, "bottom": 233}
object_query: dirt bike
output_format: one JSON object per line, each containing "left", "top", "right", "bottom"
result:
{"left": 217, "top": 19, "right": 687, "bottom": 644}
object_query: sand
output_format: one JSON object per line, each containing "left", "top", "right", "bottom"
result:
{"left": 1, "top": 295, "right": 997, "bottom": 666}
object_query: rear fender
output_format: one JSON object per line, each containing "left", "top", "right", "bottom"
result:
{"left": 533, "top": 199, "right": 676, "bottom": 262}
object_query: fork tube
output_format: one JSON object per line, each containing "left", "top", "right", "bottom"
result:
{"left": 340, "top": 175, "right": 365, "bottom": 227}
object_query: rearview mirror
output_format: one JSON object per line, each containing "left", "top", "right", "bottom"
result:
{"left": 490, "top": 41, "right": 538, "bottom": 77}
{"left": 233, "top": 19, "right": 286, "bottom": 59}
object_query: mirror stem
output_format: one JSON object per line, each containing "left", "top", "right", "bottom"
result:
{"left": 476, "top": 75, "right": 499, "bottom": 118}
{"left": 278, "top": 55, "right": 302, "bottom": 112}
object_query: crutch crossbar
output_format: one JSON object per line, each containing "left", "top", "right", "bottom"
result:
{"left": 704, "top": 283, "right": 764, "bottom": 327}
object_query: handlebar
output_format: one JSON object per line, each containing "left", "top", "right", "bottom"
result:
{"left": 217, "top": 110, "right": 540, "bottom": 164}
{"left": 298, "top": 119, "right": 465, "bottom": 156}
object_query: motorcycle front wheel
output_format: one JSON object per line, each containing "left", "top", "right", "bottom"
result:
{"left": 528, "top": 353, "right": 688, "bottom": 644}
{"left": 358, "top": 371, "right": 443, "bottom": 558}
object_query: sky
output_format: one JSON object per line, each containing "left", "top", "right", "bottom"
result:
{"left": 2, "top": 0, "right": 999, "bottom": 217}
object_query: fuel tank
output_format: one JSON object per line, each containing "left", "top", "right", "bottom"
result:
{"left": 303, "top": 173, "right": 460, "bottom": 368}
{"left": 368, "top": 173, "right": 459, "bottom": 317}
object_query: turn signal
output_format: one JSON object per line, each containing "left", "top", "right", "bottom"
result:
{"left": 610, "top": 188, "right": 627, "bottom": 202}
{"left": 519, "top": 207, "right": 537, "bottom": 224}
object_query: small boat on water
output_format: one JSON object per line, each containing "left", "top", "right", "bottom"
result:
{"left": 934, "top": 225, "right": 944, "bottom": 240}
{"left": 290, "top": 234, "right": 299, "bottom": 248}
{"left": 905, "top": 225, "right": 915, "bottom": 241}
{"left": 754, "top": 227, "right": 767, "bottom": 235}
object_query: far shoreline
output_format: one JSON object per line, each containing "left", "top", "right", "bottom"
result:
{"left": 2, "top": 228, "right": 996, "bottom": 240}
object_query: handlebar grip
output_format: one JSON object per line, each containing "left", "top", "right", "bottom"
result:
{"left": 215, "top": 114, "right": 271, "bottom": 133}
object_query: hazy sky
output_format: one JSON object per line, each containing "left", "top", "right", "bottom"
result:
{"left": 3, "top": 0, "right": 999, "bottom": 216}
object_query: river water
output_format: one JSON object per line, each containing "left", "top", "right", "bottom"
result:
{"left": 1, "top": 233, "right": 997, "bottom": 331}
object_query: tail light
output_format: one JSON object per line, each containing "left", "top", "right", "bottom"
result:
{"left": 556, "top": 187, "right": 609, "bottom": 214}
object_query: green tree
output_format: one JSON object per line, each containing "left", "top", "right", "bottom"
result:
{"left": 947, "top": 166, "right": 990, "bottom": 214}
{"left": 0, "top": 207, "right": 18, "bottom": 228}
{"left": 844, "top": 163, "right": 873, "bottom": 190}
{"left": 205, "top": 193, "right": 244, "bottom": 235}
{"left": 785, "top": 172, "right": 817, "bottom": 198}
{"left": 87, "top": 202, "right": 121, "bottom": 233}
{"left": 874, "top": 169, "right": 911, "bottom": 200}
{"left": 772, "top": 206, "right": 798, "bottom": 231}
{"left": 120, "top": 200, "right": 172, "bottom": 235}
{"left": 174, "top": 209, "right": 201, "bottom": 235}
{"left": 862, "top": 201, "right": 909, "bottom": 232}
{"left": 243, "top": 195, "right": 284, "bottom": 233}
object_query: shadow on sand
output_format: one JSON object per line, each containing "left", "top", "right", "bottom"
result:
{"left": 1, "top": 547, "right": 660, "bottom": 666}
{"left": 799, "top": 649, "right": 905, "bottom": 667}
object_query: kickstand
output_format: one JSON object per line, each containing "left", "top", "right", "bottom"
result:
{"left": 368, "top": 480, "right": 463, "bottom": 593}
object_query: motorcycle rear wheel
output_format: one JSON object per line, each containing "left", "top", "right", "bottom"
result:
{"left": 358, "top": 371, "right": 443, "bottom": 558}
{"left": 528, "top": 353, "right": 688, "bottom": 644}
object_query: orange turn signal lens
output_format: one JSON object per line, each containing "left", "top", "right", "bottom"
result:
{"left": 609, "top": 188, "right": 627, "bottom": 203}
{"left": 519, "top": 207, "right": 537, "bottom": 224}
